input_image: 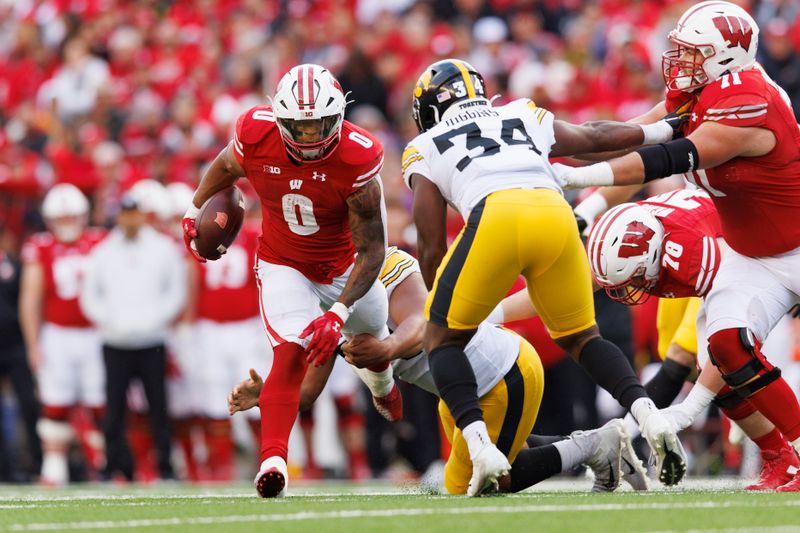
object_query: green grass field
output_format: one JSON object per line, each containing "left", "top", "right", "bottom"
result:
{"left": 2, "top": 480, "right": 800, "bottom": 533}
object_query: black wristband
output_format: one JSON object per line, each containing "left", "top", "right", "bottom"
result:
{"left": 636, "top": 138, "right": 700, "bottom": 182}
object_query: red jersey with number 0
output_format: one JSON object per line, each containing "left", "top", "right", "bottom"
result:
{"left": 196, "top": 223, "right": 260, "bottom": 322}
{"left": 665, "top": 67, "right": 800, "bottom": 257}
{"left": 21, "top": 229, "right": 106, "bottom": 327}
{"left": 639, "top": 190, "right": 722, "bottom": 299}
{"left": 233, "top": 105, "right": 384, "bottom": 284}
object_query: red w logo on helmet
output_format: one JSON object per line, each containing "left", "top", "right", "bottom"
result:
{"left": 712, "top": 15, "right": 753, "bottom": 51}
{"left": 618, "top": 221, "right": 655, "bottom": 258}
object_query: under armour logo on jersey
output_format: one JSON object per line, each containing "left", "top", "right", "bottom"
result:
{"left": 712, "top": 15, "right": 753, "bottom": 51}
{"left": 264, "top": 165, "right": 281, "bottom": 174}
{"left": 312, "top": 171, "right": 326, "bottom": 181}
{"left": 289, "top": 179, "right": 303, "bottom": 190}
{"left": 619, "top": 221, "right": 655, "bottom": 258}
{"left": 691, "top": 112, "right": 698, "bottom": 122}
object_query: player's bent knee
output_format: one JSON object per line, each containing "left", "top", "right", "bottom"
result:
{"left": 708, "top": 328, "right": 781, "bottom": 399}
{"left": 554, "top": 325, "right": 600, "bottom": 360}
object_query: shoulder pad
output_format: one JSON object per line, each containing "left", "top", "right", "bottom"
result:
{"left": 338, "top": 121, "right": 384, "bottom": 167}
{"left": 380, "top": 247, "right": 419, "bottom": 287}
{"left": 236, "top": 105, "right": 277, "bottom": 145}
{"left": 700, "top": 70, "right": 766, "bottom": 104}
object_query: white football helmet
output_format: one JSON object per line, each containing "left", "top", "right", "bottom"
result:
{"left": 586, "top": 203, "right": 665, "bottom": 305}
{"left": 130, "top": 179, "right": 172, "bottom": 222}
{"left": 42, "top": 183, "right": 89, "bottom": 243}
{"left": 662, "top": 1, "right": 759, "bottom": 92}
{"left": 272, "top": 64, "right": 346, "bottom": 161}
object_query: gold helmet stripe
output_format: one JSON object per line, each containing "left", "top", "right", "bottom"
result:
{"left": 453, "top": 61, "right": 477, "bottom": 98}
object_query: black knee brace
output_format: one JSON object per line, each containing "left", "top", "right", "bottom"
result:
{"left": 708, "top": 328, "right": 782, "bottom": 399}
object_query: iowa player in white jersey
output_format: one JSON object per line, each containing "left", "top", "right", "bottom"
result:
{"left": 404, "top": 59, "right": 688, "bottom": 494}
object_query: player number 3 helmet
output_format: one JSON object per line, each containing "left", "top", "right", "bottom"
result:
{"left": 42, "top": 183, "right": 89, "bottom": 243}
{"left": 586, "top": 204, "right": 665, "bottom": 305}
{"left": 272, "top": 64, "right": 346, "bottom": 161}
{"left": 662, "top": 1, "right": 759, "bottom": 92}
{"left": 412, "top": 59, "right": 487, "bottom": 133}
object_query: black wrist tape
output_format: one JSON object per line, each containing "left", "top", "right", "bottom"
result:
{"left": 636, "top": 138, "right": 700, "bottom": 182}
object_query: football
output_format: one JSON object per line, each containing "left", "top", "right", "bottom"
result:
{"left": 193, "top": 186, "right": 246, "bottom": 260}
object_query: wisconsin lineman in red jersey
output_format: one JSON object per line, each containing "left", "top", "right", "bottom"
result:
{"left": 19, "top": 184, "right": 106, "bottom": 485}
{"left": 587, "top": 189, "right": 800, "bottom": 490}
{"left": 558, "top": 1, "right": 800, "bottom": 491}
{"left": 183, "top": 64, "right": 398, "bottom": 497}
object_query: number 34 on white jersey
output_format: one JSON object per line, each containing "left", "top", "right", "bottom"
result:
{"left": 401, "top": 98, "right": 561, "bottom": 218}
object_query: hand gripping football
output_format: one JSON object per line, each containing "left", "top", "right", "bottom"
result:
{"left": 193, "top": 186, "right": 245, "bottom": 260}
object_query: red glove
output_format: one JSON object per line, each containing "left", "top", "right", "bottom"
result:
{"left": 182, "top": 213, "right": 206, "bottom": 263}
{"left": 300, "top": 302, "right": 349, "bottom": 367}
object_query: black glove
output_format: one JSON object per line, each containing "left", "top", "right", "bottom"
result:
{"left": 662, "top": 99, "right": 693, "bottom": 139}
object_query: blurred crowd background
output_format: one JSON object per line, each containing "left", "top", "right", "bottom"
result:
{"left": 1, "top": 0, "right": 800, "bottom": 485}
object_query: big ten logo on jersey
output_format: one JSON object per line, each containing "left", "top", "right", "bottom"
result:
{"left": 263, "top": 165, "right": 281, "bottom": 174}
{"left": 52, "top": 255, "right": 88, "bottom": 300}
{"left": 204, "top": 245, "right": 250, "bottom": 290}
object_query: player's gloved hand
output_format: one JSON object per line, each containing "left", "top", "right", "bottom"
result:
{"left": 182, "top": 203, "right": 206, "bottom": 263}
{"left": 300, "top": 302, "right": 349, "bottom": 367}
{"left": 662, "top": 99, "right": 693, "bottom": 139}
{"left": 660, "top": 405, "right": 695, "bottom": 432}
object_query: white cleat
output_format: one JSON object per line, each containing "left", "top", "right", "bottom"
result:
{"left": 467, "top": 443, "right": 511, "bottom": 497}
{"left": 254, "top": 456, "right": 288, "bottom": 498}
{"left": 642, "top": 411, "right": 687, "bottom": 486}
{"left": 619, "top": 425, "right": 649, "bottom": 491}
{"left": 573, "top": 419, "right": 624, "bottom": 492}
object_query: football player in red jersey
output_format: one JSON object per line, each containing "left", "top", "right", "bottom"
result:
{"left": 584, "top": 189, "right": 799, "bottom": 491}
{"left": 557, "top": 1, "right": 800, "bottom": 491}
{"left": 19, "top": 184, "right": 107, "bottom": 485}
{"left": 184, "top": 64, "right": 398, "bottom": 497}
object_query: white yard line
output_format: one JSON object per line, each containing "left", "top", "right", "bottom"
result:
{"left": 7, "top": 499, "right": 800, "bottom": 531}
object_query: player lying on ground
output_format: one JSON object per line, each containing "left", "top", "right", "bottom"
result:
{"left": 403, "top": 58, "right": 686, "bottom": 494}
{"left": 229, "top": 247, "right": 648, "bottom": 494}
{"left": 556, "top": 1, "right": 800, "bottom": 492}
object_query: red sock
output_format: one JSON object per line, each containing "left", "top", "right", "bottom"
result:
{"left": 258, "top": 342, "right": 308, "bottom": 462}
{"left": 367, "top": 361, "right": 389, "bottom": 372}
{"left": 204, "top": 419, "right": 234, "bottom": 481}
{"left": 709, "top": 329, "right": 800, "bottom": 442}
{"left": 173, "top": 417, "right": 201, "bottom": 481}
{"left": 753, "top": 427, "right": 786, "bottom": 455}
{"left": 127, "top": 411, "right": 157, "bottom": 482}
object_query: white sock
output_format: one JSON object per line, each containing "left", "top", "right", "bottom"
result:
{"left": 353, "top": 365, "right": 394, "bottom": 397}
{"left": 679, "top": 383, "right": 716, "bottom": 421}
{"left": 554, "top": 439, "right": 588, "bottom": 472}
{"left": 462, "top": 421, "right": 491, "bottom": 461}
{"left": 630, "top": 397, "right": 658, "bottom": 430}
